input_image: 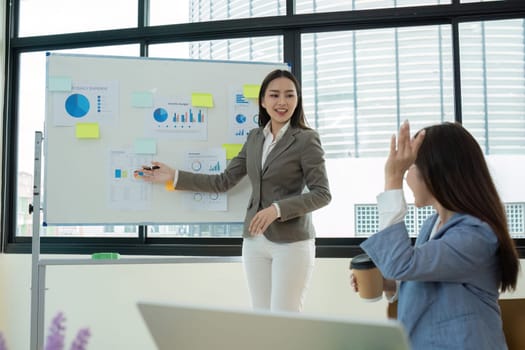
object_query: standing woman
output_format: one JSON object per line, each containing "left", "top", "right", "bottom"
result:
{"left": 354, "top": 121, "right": 520, "bottom": 349}
{"left": 138, "top": 69, "right": 331, "bottom": 312}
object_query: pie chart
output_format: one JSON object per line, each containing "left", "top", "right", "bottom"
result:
{"left": 65, "top": 93, "right": 90, "bottom": 118}
{"left": 153, "top": 108, "right": 169, "bottom": 123}
{"left": 235, "top": 114, "right": 247, "bottom": 124}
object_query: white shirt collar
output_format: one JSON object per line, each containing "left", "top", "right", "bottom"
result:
{"left": 263, "top": 121, "right": 290, "bottom": 142}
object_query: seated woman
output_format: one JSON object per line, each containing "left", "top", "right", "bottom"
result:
{"left": 352, "top": 121, "right": 520, "bottom": 350}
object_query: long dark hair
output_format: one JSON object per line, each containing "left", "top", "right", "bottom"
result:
{"left": 257, "top": 69, "right": 309, "bottom": 129}
{"left": 414, "top": 122, "right": 519, "bottom": 292}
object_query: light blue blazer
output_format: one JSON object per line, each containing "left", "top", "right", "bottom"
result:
{"left": 361, "top": 213, "right": 507, "bottom": 350}
{"left": 176, "top": 126, "right": 331, "bottom": 243}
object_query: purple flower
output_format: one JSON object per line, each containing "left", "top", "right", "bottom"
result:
{"left": 0, "top": 332, "right": 7, "bottom": 350}
{"left": 45, "top": 312, "right": 66, "bottom": 350}
{"left": 69, "top": 328, "right": 91, "bottom": 350}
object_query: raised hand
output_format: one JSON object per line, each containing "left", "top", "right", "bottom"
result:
{"left": 384, "top": 120, "right": 425, "bottom": 190}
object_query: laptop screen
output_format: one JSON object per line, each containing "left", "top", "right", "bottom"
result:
{"left": 138, "top": 301, "right": 410, "bottom": 350}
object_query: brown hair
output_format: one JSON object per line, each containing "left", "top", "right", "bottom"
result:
{"left": 257, "top": 69, "right": 309, "bottom": 129}
{"left": 415, "top": 122, "right": 520, "bottom": 292}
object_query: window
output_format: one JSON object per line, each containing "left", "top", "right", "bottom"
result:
{"left": 295, "top": 0, "right": 450, "bottom": 14}
{"left": 302, "top": 25, "right": 454, "bottom": 237}
{"left": 149, "top": 0, "right": 285, "bottom": 26}
{"left": 17, "top": 46, "right": 140, "bottom": 238}
{"left": 3, "top": 0, "right": 524, "bottom": 255}
{"left": 18, "top": 0, "right": 137, "bottom": 37}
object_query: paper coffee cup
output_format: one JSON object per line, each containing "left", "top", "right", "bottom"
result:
{"left": 350, "top": 254, "right": 383, "bottom": 302}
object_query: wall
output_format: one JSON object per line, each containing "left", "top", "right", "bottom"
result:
{"left": 0, "top": 255, "right": 523, "bottom": 350}
{"left": 0, "top": 255, "right": 401, "bottom": 349}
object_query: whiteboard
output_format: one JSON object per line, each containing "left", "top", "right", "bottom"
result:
{"left": 43, "top": 53, "right": 289, "bottom": 225}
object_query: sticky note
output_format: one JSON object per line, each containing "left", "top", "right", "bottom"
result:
{"left": 48, "top": 76, "right": 72, "bottom": 92}
{"left": 165, "top": 180, "right": 175, "bottom": 192}
{"left": 223, "top": 143, "right": 243, "bottom": 159}
{"left": 75, "top": 123, "right": 99, "bottom": 139}
{"left": 243, "top": 84, "right": 260, "bottom": 99}
{"left": 191, "top": 93, "right": 214, "bottom": 107}
{"left": 134, "top": 138, "right": 157, "bottom": 154}
{"left": 131, "top": 91, "right": 153, "bottom": 107}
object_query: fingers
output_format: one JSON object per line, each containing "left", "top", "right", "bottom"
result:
{"left": 249, "top": 214, "right": 268, "bottom": 236}
{"left": 350, "top": 274, "right": 358, "bottom": 292}
{"left": 134, "top": 161, "right": 175, "bottom": 183}
{"left": 396, "top": 120, "right": 425, "bottom": 160}
{"left": 397, "top": 121, "right": 410, "bottom": 154}
{"left": 151, "top": 161, "right": 165, "bottom": 168}
{"left": 248, "top": 207, "right": 278, "bottom": 235}
{"left": 399, "top": 121, "right": 419, "bottom": 158}
{"left": 411, "top": 129, "right": 426, "bottom": 154}
{"left": 389, "top": 133, "right": 396, "bottom": 156}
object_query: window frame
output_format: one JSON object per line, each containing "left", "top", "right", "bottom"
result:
{"left": 2, "top": 0, "right": 525, "bottom": 257}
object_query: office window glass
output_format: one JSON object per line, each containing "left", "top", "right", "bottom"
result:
{"left": 149, "top": 36, "right": 282, "bottom": 62}
{"left": 459, "top": 19, "right": 525, "bottom": 238}
{"left": 295, "top": 0, "right": 449, "bottom": 14}
{"left": 149, "top": 0, "right": 285, "bottom": 26}
{"left": 18, "top": 0, "right": 137, "bottom": 37}
{"left": 460, "top": 19, "right": 525, "bottom": 155}
{"left": 302, "top": 26, "right": 455, "bottom": 237}
{"left": 17, "top": 45, "right": 139, "bottom": 237}
{"left": 461, "top": 0, "right": 501, "bottom": 3}
{"left": 148, "top": 35, "right": 282, "bottom": 237}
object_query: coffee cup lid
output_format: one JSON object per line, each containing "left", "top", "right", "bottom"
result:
{"left": 350, "top": 253, "right": 376, "bottom": 270}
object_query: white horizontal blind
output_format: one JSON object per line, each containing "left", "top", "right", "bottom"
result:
{"left": 302, "top": 25, "right": 453, "bottom": 159}
{"left": 460, "top": 19, "right": 525, "bottom": 155}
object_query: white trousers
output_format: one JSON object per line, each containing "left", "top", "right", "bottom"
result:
{"left": 242, "top": 234, "right": 315, "bottom": 312}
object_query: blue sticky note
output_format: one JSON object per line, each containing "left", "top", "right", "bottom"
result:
{"left": 48, "top": 77, "right": 72, "bottom": 92}
{"left": 134, "top": 138, "right": 157, "bottom": 154}
{"left": 131, "top": 91, "right": 154, "bottom": 107}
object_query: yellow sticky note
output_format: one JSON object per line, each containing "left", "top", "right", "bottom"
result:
{"left": 75, "top": 123, "right": 100, "bottom": 139}
{"left": 191, "top": 93, "right": 214, "bottom": 107}
{"left": 223, "top": 144, "right": 243, "bottom": 160}
{"left": 243, "top": 84, "right": 260, "bottom": 99}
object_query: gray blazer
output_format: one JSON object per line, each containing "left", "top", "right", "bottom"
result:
{"left": 176, "top": 126, "right": 331, "bottom": 242}
{"left": 361, "top": 214, "right": 507, "bottom": 350}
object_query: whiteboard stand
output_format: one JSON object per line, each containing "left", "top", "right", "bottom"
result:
{"left": 29, "top": 131, "right": 45, "bottom": 350}
{"left": 28, "top": 132, "right": 242, "bottom": 349}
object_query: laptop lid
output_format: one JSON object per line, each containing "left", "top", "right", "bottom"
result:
{"left": 138, "top": 301, "right": 411, "bottom": 350}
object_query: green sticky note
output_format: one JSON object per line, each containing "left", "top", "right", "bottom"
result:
{"left": 191, "top": 93, "right": 214, "bottom": 107}
{"left": 48, "top": 76, "right": 72, "bottom": 92}
{"left": 223, "top": 143, "right": 243, "bottom": 159}
{"left": 131, "top": 91, "right": 153, "bottom": 107}
{"left": 243, "top": 84, "right": 260, "bottom": 99}
{"left": 135, "top": 138, "right": 157, "bottom": 154}
{"left": 92, "top": 252, "right": 120, "bottom": 260}
{"left": 75, "top": 123, "right": 100, "bottom": 139}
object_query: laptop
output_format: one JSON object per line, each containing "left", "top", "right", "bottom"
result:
{"left": 138, "top": 301, "right": 411, "bottom": 350}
